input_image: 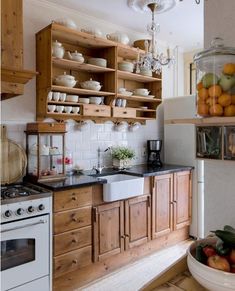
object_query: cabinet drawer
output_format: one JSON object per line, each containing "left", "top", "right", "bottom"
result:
{"left": 54, "top": 226, "right": 92, "bottom": 256}
{"left": 83, "top": 104, "right": 111, "bottom": 117}
{"left": 54, "top": 245, "right": 92, "bottom": 278}
{"left": 54, "top": 187, "right": 92, "bottom": 212}
{"left": 112, "top": 107, "right": 136, "bottom": 118}
{"left": 54, "top": 206, "right": 91, "bottom": 234}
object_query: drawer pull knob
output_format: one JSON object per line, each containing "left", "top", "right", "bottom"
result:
{"left": 121, "top": 235, "right": 125, "bottom": 239}
{"left": 123, "top": 111, "right": 127, "bottom": 114}
{"left": 72, "top": 238, "right": 78, "bottom": 243}
{"left": 96, "top": 109, "right": 100, "bottom": 112}
{"left": 72, "top": 259, "right": 78, "bottom": 265}
{"left": 72, "top": 217, "right": 78, "bottom": 222}
{"left": 72, "top": 196, "right": 77, "bottom": 201}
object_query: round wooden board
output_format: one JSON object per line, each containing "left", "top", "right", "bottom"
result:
{"left": 1, "top": 126, "right": 27, "bottom": 184}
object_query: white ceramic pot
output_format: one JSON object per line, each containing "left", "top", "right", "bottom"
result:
{"left": 118, "top": 61, "right": 134, "bottom": 73}
{"left": 67, "top": 51, "right": 84, "bottom": 63}
{"left": 80, "top": 78, "right": 102, "bottom": 91}
{"left": 54, "top": 72, "right": 77, "bottom": 88}
{"left": 118, "top": 88, "right": 133, "bottom": 96}
{"left": 107, "top": 32, "right": 130, "bottom": 45}
{"left": 134, "top": 88, "right": 150, "bottom": 96}
{"left": 53, "top": 18, "right": 77, "bottom": 29}
{"left": 81, "top": 27, "right": 103, "bottom": 37}
{"left": 112, "top": 158, "right": 132, "bottom": 169}
{"left": 87, "top": 58, "right": 107, "bottom": 68}
{"left": 52, "top": 40, "right": 65, "bottom": 59}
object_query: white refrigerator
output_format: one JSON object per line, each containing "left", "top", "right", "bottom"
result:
{"left": 163, "top": 95, "right": 205, "bottom": 238}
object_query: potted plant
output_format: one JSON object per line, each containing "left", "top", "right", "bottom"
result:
{"left": 111, "top": 146, "right": 135, "bottom": 169}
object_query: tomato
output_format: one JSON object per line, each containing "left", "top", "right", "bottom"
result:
{"left": 203, "top": 246, "right": 217, "bottom": 257}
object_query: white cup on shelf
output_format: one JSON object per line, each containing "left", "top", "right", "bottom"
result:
{"left": 64, "top": 106, "right": 72, "bottom": 113}
{"left": 56, "top": 105, "right": 64, "bottom": 113}
{"left": 47, "top": 105, "right": 56, "bottom": 112}
{"left": 53, "top": 92, "right": 60, "bottom": 101}
{"left": 72, "top": 106, "right": 80, "bottom": 114}
{"left": 59, "top": 93, "right": 67, "bottom": 102}
{"left": 47, "top": 91, "right": 53, "bottom": 101}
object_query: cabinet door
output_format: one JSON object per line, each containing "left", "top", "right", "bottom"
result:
{"left": 125, "top": 195, "right": 151, "bottom": 250}
{"left": 152, "top": 174, "right": 173, "bottom": 239}
{"left": 173, "top": 171, "right": 192, "bottom": 230}
{"left": 93, "top": 201, "right": 124, "bottom": 262}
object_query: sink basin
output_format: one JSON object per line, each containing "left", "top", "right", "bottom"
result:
{"left": 102, "top": 174, "right": 144, "bottom": 202}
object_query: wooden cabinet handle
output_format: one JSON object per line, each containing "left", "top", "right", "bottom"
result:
{"left": 95, "top": 109, "right": 100, "bottom": 112}
{"left": 121, "top": 235, "right": 125, "bottom": 239}
{"left": 71, "top": 214, "right": 78, "bottom": 222}
{"left": 125, "top": 234, "right": 129, "bottom": 237}
{"left": 72, "top": 259, "right": 78, "bottom": 265}
{"left": 72, "top": 196, "right": 77, "bottom": 201}
{"left": 123, "top": 111, "right": 127, "bottom": 114}
{"left": 72, "top": 238, "right": 78, "bottom": 243}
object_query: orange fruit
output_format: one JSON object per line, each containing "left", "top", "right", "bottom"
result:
{"left": 218, "top": 93, "right": 232, "bottom": 107}
{"left": 223, "top": 63, "right": 235, "bottom": 75}
{"left": 209, "top": 104, "right": 223, "bottom": 116}
{"left": 231, "top": 95, "right": 235, "bottom": 105}
{"left": 206, "top": 97, "right": 218, "bottom": 107}
{"left": 197, "top": 82, "right": 203, "bottom": 91}
{"left": 198, "top": 88, "right": 208, "bottom": 101}
{"left": 208, "top": 85, "right": 222, "bottom": 98}
{"left": 197, "top": 103, "right": 209, "bottom": 116}
{"left": 224, "top": 105, "right": 235, "bottom": 116}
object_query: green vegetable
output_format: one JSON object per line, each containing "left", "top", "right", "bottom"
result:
{"left": 224, "top": 225, "right": 235, "bottom": 233}
{"left": 195, "top": 245, "right": 207, "bottom": 264}
{"left": 216, "top": 238, "right": 231, "bottom": 256}
{"left": 111, "top": 146, "right": 135, "bottom": 160}
{"left": 211, "top": 230, "right": 235, "bottom": 248}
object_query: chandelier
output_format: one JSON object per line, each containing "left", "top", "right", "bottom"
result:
{"left": 128, "top": 0, "right": 201, "bottom": 74}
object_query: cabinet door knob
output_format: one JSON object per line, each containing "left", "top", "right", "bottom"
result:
{"left": 72, "top": 196, "right": 77, "bottom": 201}
{"left": 96, "top": 109, "right": 100, "bottom": 112}
{"left": 72, "top": 238, "right": 78, "bottom": 243}
{"left": 72, "top": 259, "right": 78, "bottom": 265}
{"left": 125, "top": 234, "right": 129, "bottom": 237}
{"left": 121, "top": 235, "right": 125, "bottom": 239}
{"left": 123, "top": 111, "right": 127, "bottom": 114}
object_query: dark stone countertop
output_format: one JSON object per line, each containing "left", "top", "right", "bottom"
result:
{"left": 37, "top": 164, "right": 193, "bottom": 191}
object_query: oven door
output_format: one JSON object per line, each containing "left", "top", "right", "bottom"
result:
{"left": 1, "top": 214, "right": 50, "bottom": 291}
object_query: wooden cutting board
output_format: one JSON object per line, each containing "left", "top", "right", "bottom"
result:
{"left": 0, "top": 125, "right": 27, "bottom": 184}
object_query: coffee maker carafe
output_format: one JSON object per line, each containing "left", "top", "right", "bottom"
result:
{"left": 147, "top": 140, "right": 162, "bottom": 167}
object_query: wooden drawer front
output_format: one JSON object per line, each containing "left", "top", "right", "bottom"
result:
{"left": 83, "top": 104, "right": 111, "bottom": 117}
{"left": 54, "top": 226, "right": 92, "bottom": 256}
{"left": 54, "top": 245, "right": 92, "bottom": 278}
{"left": 54, "top": 207, "right": 91, "bottom": 234}
{"left": 112, "top": 107, "right": 136, "bottom": 118}
{"left": 54, "top": 187, "right": 92, "bottom": 212}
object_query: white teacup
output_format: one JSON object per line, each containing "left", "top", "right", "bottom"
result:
{"left": 59, "top": 93, "right": 67, "bottom": 102}
{"left": 129, "top": 122, "right": 141, "bottom": 132}
{"left": 53, "top": 92, "right": 60, "bottom": 101}
{"left": 72, "top": 106, "right": 80, "bottom": 114}
{"left": 115, "top": 121, "right": 128, "bottom": 132}
{"left": 121, "top": 99, "right": 127, "bottom": 107}
{"left": 47, "top": 105, "right": 56, "bottom": 112}
{"left": 47, "top": 91, "right": 53, "bottom": 101}
{"left": 118, "top": 87, "right": 127, "bottom": 94}
{"left": 56, "top": 105, "right": 64, "bottom": 113}
{"left": 64, "top": 106, "right": 72, "bottom": 113}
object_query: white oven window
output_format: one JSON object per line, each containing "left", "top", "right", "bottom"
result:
{"left": 1, "top": 239, "right": 35, "bottom": 271}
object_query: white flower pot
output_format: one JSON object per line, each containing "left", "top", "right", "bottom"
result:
{"left": 112, "top": 158, "right": 132, "bottom": 169}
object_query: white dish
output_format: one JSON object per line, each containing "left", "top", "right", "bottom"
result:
{"left": 47, "top": 105, "right": 56, "bottom": 112}
{"left": 80, "top": 78, "right": 102, "bottom": 91}
{"left": 88, "top": 58, "right": 107, "bottom": 67}
{"left": 66, "top": 95, "right": 79, "bottom": 102}
{"left": 146, "top": 95, "right": 155, "bottom": 98}
{"left": 54, "top": 72, "right": 77, "bottom": 88}
{"left": 53, "top": 18, "right": 77, "bottom": 30}
{"left": 59, "top": 93, "right": 66, "bottom": 102}
{"left": 133, "top": 88, "right": 150, "bottom": 96}
{"left": 139, "top": 106, "right": 148, "bottom": 109}
{"left": 64, "top": 106, "right": 72, "bottom": 113}
{"left": 71, "top": 106, "right": 80, "bottom": 114}
{"left": 120, "top": 91, "right": 133, "bottom": 97}
{"left": 89, "top": 97, "right": 102, "bottom": 105}
{"left": 118, "top": 62, "right": 134, "bottom": 73}
{"left": 79, "top": 97, "right": 90, "bottom": 104}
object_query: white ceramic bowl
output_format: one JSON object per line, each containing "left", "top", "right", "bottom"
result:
{"left": 59, "top": 93, "right": 67, "bottom": 102}
{"left": 88, "top": 58, "right": 107, "bottom": 67}
{"left": 187, "top": 237, "right": 235, "bottom": 291}
{"left": 71, "top": 106, "right": 80, "bottom": 114}
{"left": 79, "top": 97, "right": 90, "bottom": 104}
{"left": 118, "top": 62, "right": 134, "bottom": 73}
{"left": 139, "top": 68, "right": 152, "bottom": 77}
{"left": 89, "top": 97, "right": 102, "bottom": 105}
{"left": 47, "top": 105, "right": 56, "bottom": 112}
{"left": 80, "top": 79, "right": 102, "bottom": 91}
{"left": 64, "top": 106, "right": 72, "bottom": 113}
{"left": 66, "top": 95, "right": 79, "bottom": 102}
{"left": 118, "top": 88, "right": 133, "bottom": 97}
{"left": 56, "top": 105, "right": 64, "bottom": 113}
{"left": 134, "top": 88, "right": 150, "bottom": 96}
{"left": 53, "top": 18, "right": 77, "bottom": 29}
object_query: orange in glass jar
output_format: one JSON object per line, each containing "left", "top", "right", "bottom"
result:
{"left": 208, "top": 85, "right": 222, "bottom": 98}
{"left": 209, "top": 104, "right": 223, "bottom": 116}
{"left": 231, "top": 95, "right": 235, "bottom": 105}
{"left": 224, "top": 104, "right": 235, "bottom": 116}
{"left": 198, "top": 103, "right": 209, "bottom": 116}
{"left": 223, "top": 63, "right": 235, "bottom": 75}
{"left": 218, "top": 93, "right": 232, "bottom": 107}
{"left": 198, "top": 88, "right": 208, "bottom": 101}
{"left": 206, "top": 97, "right": 218, "bottom": 107}
{"left": 197, "top": 81, "right": 203, "bottom": 91}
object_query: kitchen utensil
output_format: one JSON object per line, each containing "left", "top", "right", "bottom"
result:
{"left": 79, "top": 97, "right": 90, "bottom": 104}
{"left": 66, "top": 95, "right": 79, "bottom": 102}
{"left": 67, "top": 51, "right": 84, "bottom": 63}
{"left": 89, "top": 97, "right": 102, "bottom": 105}
{"left": 52, "top": 40, "right": 65, "bottom": 59}
{"left": 53, "top": 91, "right": 60, "bottom": 101}
{"left": 133, "top": 88, "right": 150, "bottom": 96}
{"left": 87, "top": 58, "right": 107, "bottom": 67}
{"left": 53, "top": 18, "right": 77, "bottom": 29}
{"left": 54, "top": 72, "right": 77, "bottom": 88}
{"left": 0, "top": 125, "right": 27, "bottom": 184}
{"left": 56, "top": 105, "right": 64, "bottom": 113}
{"left": 59, "top": 93, "right": 66, "bottom": 102}
{"left": 80, "top": 78, "right": 102, "bottom": 91}
{"left": 64, "top": 106, "right": 72, "bottom": 113}
{"left": 106, "top": 32, "right": 130, "bottom": 45}
{"left": 47, "top": 105, "right": 56, "bottom": 112}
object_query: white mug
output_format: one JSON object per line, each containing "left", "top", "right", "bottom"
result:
{"left": 47, "top": 105, "right": 56, "bottom": 112}
{"left": 72, "top": 106, "right": 80, "bottom": 114}
{"left": 64, "top": 106, "right": 72, "bottom": 113}
{"left": 121, "top": 99, "right": 127, "bottom": 107}
{"left": 47, "top": 91, "right": 53, "bottom": 101}
{"left": 53, "top": 92, "right": 60, "bottom": 101}
{"left": 59, "top": 93, "right": 67, "bottom": 102}
{"left": 56, "top": 105, "right": 64, "bottom": 113}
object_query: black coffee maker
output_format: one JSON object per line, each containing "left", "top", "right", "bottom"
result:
{"left": 147, "top": 140, "right": 163, "bottom": 167}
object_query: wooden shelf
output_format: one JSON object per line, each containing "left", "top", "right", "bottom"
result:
{"left": 136, "top": 108, "right": 156, "bottom": 112}
{"left": 117, "top": 70, "right": 161, "bottom": 83}
{"left": 52, "top": 58, "right": 115, "bottom": 73}
{"left": 117, "top": 43, "right": 145, "bottom": 60}
{"left": 165, "top": 117, "right": 235, "bottom": 125}
{"left": 50, "top": 23, "right": 116, "bottom": 48}
{"left": 51, "top": 85, "right": 115, "bottom": 96}
{"left": 117, "top": 94, "right": 161, "bottom": 103}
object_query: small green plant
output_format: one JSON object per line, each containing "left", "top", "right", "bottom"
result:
{"left": 111, "top": 146, "right": 135, "bottom": 160}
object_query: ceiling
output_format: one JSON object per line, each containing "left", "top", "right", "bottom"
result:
{"left": 47, "top": 0, "right": 204, "bottom": 51}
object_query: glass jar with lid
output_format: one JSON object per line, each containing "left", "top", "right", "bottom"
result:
{"left": 194, "top": 38, "right": 235, "bottom": 117}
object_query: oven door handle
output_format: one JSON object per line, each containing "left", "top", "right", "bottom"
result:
{"left": 1, "top": 219, "right": 47, "bottom": 233}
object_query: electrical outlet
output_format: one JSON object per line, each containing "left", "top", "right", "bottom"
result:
{"left": 141, "top": 146, "right": 147, "bottom": 157}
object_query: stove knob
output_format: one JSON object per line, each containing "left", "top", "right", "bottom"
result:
{"left": 4, "top": 210, "right": 13, "bottom": 218}
{"left": 38, "top": 204, "right": 45, "bottom": 211}
{"left": 27, "top": 206, "right": 35, "bottom": 213}
{"left": 16, "top": 208, "right": 24, "bottom": 216}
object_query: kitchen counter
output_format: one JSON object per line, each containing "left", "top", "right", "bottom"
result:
{"left": 37, "top": 164, "right": 193, "bottom": 191}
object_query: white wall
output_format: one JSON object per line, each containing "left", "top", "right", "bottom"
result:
{"left": 203, "top": 0, "right": 235, "bottom": 235}
{"left": 2, "top": 0, "right": 174, "bottom": 171}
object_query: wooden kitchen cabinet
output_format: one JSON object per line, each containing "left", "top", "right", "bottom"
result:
{"left": 93, "top": 194, "right": 151, "bottom": 261}
{"left": 152, "top": 171, "right": 192, "bottom": 239}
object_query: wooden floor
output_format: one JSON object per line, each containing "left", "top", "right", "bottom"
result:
{"left": 77, "top": 240, "right": 193, "bottom": 291}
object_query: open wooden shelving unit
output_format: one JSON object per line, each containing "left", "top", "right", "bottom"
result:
{"left": 165, "top": 117, "right": 235, "bottom": 125}
{"left": 36, "top": 23, "right": 162, "bottom": 123}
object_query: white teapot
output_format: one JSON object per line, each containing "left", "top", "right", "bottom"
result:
{"left": 54, "top": 72, "right": 77, "bottom": 88}
{"left": 67, "top": 51, "right": 84, "bottom": 63}
{"left": 106, "top": 32, "right": 130, "bottom": 45}
{"left": 52, "top": 40, "right": 65, "bottom": 59}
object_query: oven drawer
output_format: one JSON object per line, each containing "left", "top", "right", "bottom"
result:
{"left": 54, "top": 206, "right": 92, "bottom": 234}
{"left": 54, "top": 187, "right": 92, "bottom": 212}
{"left": 54, "top": 225, "right": 92, "bottom": 256}
{"left": 54, "top": 245, "right": 92, "bottom": 278}
{"left": 112, "top": 107, "right": 136, "bottom": 118}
